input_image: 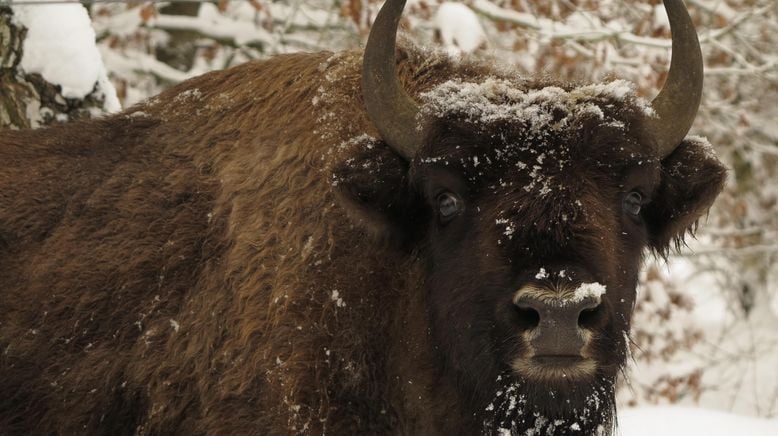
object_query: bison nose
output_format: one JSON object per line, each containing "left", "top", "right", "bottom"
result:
{"left": 512, "top": 296, "right": 602, "bottom": 356}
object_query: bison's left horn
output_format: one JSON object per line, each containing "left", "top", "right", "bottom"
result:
{"left": 648, "top": 0, "right": 704, "bottom": 158}
{"left": 362, "top": 0, "right": 422, "bottom": 161}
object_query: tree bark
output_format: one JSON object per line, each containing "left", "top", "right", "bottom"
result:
{"left": 0, "top": 7, "right": 38, "bottom": 129}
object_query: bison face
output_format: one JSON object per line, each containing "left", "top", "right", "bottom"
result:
{"left": 334, "top": 78, "right": 726, "bottom": 433}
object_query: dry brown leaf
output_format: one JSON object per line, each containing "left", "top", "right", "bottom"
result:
{"left": 139, "top": 3, "right": 158, "bottom": 23}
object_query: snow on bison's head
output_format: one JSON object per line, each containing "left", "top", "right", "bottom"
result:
{"left": 332, "top": 0, "right": 726, "bottom": 433}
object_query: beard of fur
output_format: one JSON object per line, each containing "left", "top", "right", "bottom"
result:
{"left": 481, "top": 371, "right": 617, "bottom": 436}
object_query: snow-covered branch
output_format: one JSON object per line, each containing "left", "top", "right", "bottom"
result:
{"left": 472, "top": 0, "right": 769, "bottom": 50}
{"left": 149, "top": 4, "right": 274, "bottom": 48}
{"left": 99, "top": 47, "right": 196, "bottom": 84}
{"left": 471, "top": 0, "right": 670, "bottom": 48}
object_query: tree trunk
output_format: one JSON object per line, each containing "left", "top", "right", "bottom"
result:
{"left": 0, "top": 7, "right": 38, "bottom": 129}
{"left": 155, "top": 3, "right": 202, "bottom": 71}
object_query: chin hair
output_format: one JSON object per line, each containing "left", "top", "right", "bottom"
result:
{"left": 481, "top": 371, "right": 617, "bottom": 436}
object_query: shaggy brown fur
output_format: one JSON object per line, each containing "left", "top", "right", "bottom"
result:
{"left": 0, "top": 46, "right": 726, "bottom": 435}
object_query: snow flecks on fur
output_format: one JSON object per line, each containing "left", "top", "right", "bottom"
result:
{"left": 330, "top": 290, "right": 346, "bottom": 308}
{"left": 334, "top": 133, "right": 378, "bottom": 153}
{"left": 685, "top": 135, "right": 719, "bottom": 161}
{"left": 313, "top": 51, "right": 369, "bottom": 144}
{"left": 413, "top": 76, "right": 657, "bottom": 250}
{"left": 174, "top": 88, "right": 203, "bottom": 102}
{"left": 416, "top": 77, "right": 651, "bottom": 238}
{"left": 328, "top": 134, "right": 382, "bottom": 186}
{"left": 419, "top": 78, "right": 652, "bottom": 127}
{"left": 496, "top": 218, "right": 517, "bottom": 239}
{"left": 483, "top": 374, "right": 614, "bottom": 435}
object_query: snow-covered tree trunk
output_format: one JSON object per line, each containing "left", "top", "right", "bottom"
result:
{"left": 0, "top": 5, "right": 119, "bottom": 130}
{"left": 0, "top": 6, "right": 38, "bottom": 129}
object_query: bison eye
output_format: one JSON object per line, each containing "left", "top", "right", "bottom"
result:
{"left": 437, "top": 192, "right": 463, "bottom": 222}
{"left": 623, "top": 191, "right": 643, "bottom": 216}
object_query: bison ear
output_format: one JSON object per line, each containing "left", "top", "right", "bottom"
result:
{"left": 644, "top": 137, "right": 727, "bottom": 254}
{"left": 331, "top": 136, "right": 420, "bottom": 243}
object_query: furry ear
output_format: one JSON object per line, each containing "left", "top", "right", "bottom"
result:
{"left": 331, "top": 136, "right": 420, "bottom": 243}
{"left": 644, "top": 137, "right": 727, "bottom": 254}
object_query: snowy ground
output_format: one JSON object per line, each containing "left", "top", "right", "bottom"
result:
{"left": 620, "top": 256, "right": 778, "bottom": 419}
{"left": 619, "top": 406, "right": 778, "bottom": 436}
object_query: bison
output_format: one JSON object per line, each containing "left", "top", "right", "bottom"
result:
{"left": 0, "top": 0, "right": 725, "bottom": 434}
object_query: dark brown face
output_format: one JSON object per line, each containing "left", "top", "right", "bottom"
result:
{"left": 412, "top": 86, "right": 654, "bottom": 433}
{"left": 333, "top": 80, "right": 727, "bottom": 435}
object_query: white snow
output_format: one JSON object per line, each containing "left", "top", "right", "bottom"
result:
{"left": 99, "top": 46, "right": 196, "bottom": 85}
{"left": 13, "top": 0, "right": 120, "bottom": 112}
{"left": 618, "top": 406, "right": 778, "bottom": 436}
{"left": 573, "top": 282, "right": 607, "bottom": 303}
{"left": 419, "top": 78, "right": 652, "bottom": 127}
{"left": 434, "top": 2, "right": 487, "bottom": 56}
{"left": 685, "top": 135, "right": 719, "bottom": 160}
{"left": 652, "top": 4, "right": 670, "bottom": 31}
{"left": 331, "top": 290, "right": 345, "bottom": 307}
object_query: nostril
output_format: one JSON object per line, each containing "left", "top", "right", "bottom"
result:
{"left": 513, "top": 303, "right": 540, "bottom": 330}
{"left": 577, "top": 304, "right": 603, "bottom": 330}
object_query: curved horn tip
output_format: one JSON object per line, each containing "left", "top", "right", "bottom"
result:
{"left": 649, "top": 0, "right": 704, "bottom": 158}
{"left": 361, "top": 0, "right": 423, "bottom": 161}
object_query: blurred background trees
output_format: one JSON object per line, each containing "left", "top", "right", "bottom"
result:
{"left": 2, "top": 0, "right": 777, "bottom": 418}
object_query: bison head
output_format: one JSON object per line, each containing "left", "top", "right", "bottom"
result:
{"left": 336, "top": 0, "right": 726, "bottom": 433}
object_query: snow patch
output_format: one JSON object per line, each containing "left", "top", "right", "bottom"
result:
{"left": 573, "top": 282, "right": 606, "bottom": 303}
{"left": 331, "top": 290, "right": 345, "bottom": 308}
{"left": 13, "top": 1, "right": 120, "bottom": 112}
{"left": 175, "top": 88, "right": 203, "bottom": 102}
{"left": 619, "top": 406, "right": 778, "bottom": 436}
{"left": 434, "top": 2, "right": 486, "bottom": 56}
{"left": 685, "top": 135, "right": 719, "bottom": 160}
{"left": 419, "top": 78, "right": 652, "bottom": 128}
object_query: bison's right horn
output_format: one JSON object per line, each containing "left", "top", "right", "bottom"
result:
{"left": 647, "top": 0, "right": 704, "bottom": 158}
{"left": 362, "top": 0, "right": 422, "bottom": 161}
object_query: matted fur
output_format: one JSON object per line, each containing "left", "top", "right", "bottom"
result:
{"left": 0, "top": 45, "right": 726, "bottom": 435}
{"left": 0, "top": 47, "right": 495, "bottom": 435}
